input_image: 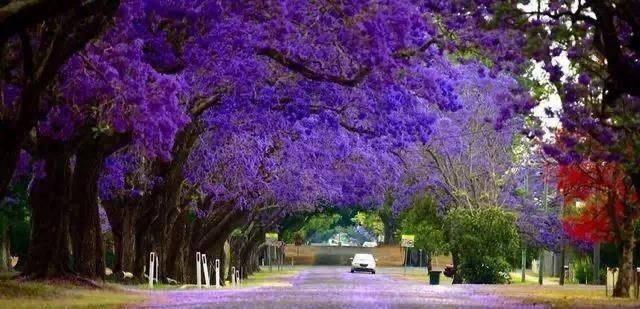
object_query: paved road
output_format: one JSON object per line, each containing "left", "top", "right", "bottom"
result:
{"left": 139, "top": 267, "right": 545, "bottom": 309}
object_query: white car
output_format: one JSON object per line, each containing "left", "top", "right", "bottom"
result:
{"left": 350, "top": 253, "right": 376, "bottom": 274}
{"left": 362, "top": 241, "right": 378, "bottom": 247}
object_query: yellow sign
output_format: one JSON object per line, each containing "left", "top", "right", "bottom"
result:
{"left": 265, "top": 232, "right": 278, "bottom": 245}
{"left": 401, "top": 234, "right": 415, "bottom": 248}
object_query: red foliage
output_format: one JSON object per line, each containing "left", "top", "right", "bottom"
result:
{"left": 557, "top": 162, "right": 638, "bottom": 243}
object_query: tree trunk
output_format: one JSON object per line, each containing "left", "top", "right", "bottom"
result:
{"left": 0, "top": 221, "right": 11, "bottom": 272}
{"left": 228, "top": 234, "right": 244, "bottom": 279}
{"left": 164, "top": 209, "right": 188, "bottom": 282}
{"left": 613, "top": 220, "right": 635, "bottom": 297}
{"left": 451, "top": 250, "right": 463, "bottom": 284}
{"left": 239, "top": 231, "right": 264, "bottom": 278}
{"left": 23, "top": 151, "right": 73, "bottom": 279}
{"left": 103, "top": 199, "right": 137, "bottom": 277}
{"left": 69, "top": 144, "right": 106, "bottom": 280}
{"left": 559, "top": 242, "right": 566, "bottom": 286}
{"left": 0, "top": 147, "right": 19, "bottom": 202}
{"left": 133, "top": 222, "right": 152, "bottom": 279}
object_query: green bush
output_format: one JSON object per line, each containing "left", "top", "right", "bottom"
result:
{"left": 446, "top": 206, "right": 519, "bottom": 284}
{"left": 571, "top": 258, "right": 605, "bottom": 284}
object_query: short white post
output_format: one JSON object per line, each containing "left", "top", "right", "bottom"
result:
{"left": 155, "top": 254, "right": 159, "bottom": 283}
{"left": 196, "top": 252, "right": 202, "bottom": 288}
{"left": 236, "top": 269, "right": 240, "bottom": 285}
{"left": 202, "top": 254, "right": 210, "bottom": 287}
{"left": 149, "top": 252, "right": 155, "bottom": 288}
{"left": 231, "top": 266, "right": 236, "bottom": 286}
{"left": 215, "top": 259, "right": 221, "bottom": 288}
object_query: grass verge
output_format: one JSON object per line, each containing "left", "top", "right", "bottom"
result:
{"left": 0, "top": 273, "right": 147, "bottom": 309}
{"left": 475, "top": 284, "right": 640, "bottom": 308}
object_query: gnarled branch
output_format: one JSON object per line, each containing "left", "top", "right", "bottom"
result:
{"left": 257, "top": 47, "right": 370, "bottom": 87}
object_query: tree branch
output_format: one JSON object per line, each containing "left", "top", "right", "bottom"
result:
{"left": 189, "top": 90, "right": 225, "bottom": 118}
{"left": 257, "top": 47, "right": 370, "bottom": 87}
{"left": 0, "top": 0, "right": 80, "bottom": 42}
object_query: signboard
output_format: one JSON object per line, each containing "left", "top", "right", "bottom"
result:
{"left": 401, "top": 234, "right": 415, "bottom": 248}
{"left": 265, "top": 232, "right": 278, "bottom": 245}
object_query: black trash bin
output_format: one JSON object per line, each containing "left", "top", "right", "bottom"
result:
{"left": 428, "top": 271, "right": 442, "bottom": 285}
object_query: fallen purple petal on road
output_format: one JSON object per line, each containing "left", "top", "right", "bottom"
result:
{"left": 137, "top": 267, "right": 546, "bottom": 309}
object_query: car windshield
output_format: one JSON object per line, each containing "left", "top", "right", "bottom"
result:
{"left": 353, "top": 254, "right": 374, "bottom": 261}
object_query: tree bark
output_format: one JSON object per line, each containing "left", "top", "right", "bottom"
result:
{"left": 0, "top": 220, "right": 11, "bottom": 272}
{"left": 23, "top": 150, "right": 73, "bottom": 279}
{"left": 613, "top": 220, "right": 635, "bottom": 297}
{"left": 103, "top": 197, "right": 140, "bottom": 282}
{"left": 163, "top": 208, "right": 188, "bottom": 281}
{"left": 0, "top": 147, "right": 19, "bottom": 202}
{"left": 69, "top": 144, "right": 106, "bottom": 280}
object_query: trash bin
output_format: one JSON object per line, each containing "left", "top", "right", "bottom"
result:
{"left": 429, "top": 271, "right": 442, "bottom": 285}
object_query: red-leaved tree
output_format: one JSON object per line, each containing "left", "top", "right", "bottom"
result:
{"left": 557, "top": 162, "right": 638, "bottom": 294}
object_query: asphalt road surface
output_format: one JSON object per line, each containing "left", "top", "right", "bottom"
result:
{"left": 138, "top": 266, "right": 545, "bottom": 309}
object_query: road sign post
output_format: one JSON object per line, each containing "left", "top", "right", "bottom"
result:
{"left": 401, "top": 235, "right": 415, "bottom": 275}
{"left": 231, "top": 266, "right": 236, "bottom": 286}
{"left": 196, "top": 252, "right": 202, "bottom": 288}
{"left": 202, "top": 254, "right": 210, "bottom": 287}
{"left": 149, "top": 252, "right": 155, "bottom": 288}
{"left": 215, "top": 259, "right": 221, "bottom": 287}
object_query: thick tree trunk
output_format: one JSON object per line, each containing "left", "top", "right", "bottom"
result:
{"left": 632, "top": 172, "right": 640, "bottom": 199}
{"left": 23, "top": 151, "right": 73, "bottom": 279}
{"left": 613, "top": 221, "right": 635, "bottom": 297}
{"left": 0, "top": 147, "right": 19, "bottom": 202}
{"left": 103, "top": 200, "right": 137, "bottom": 277}
{"left": 239, "top": 230, "right": 264, "bottom": 278}
{"left": 0, "top": 221, "right": 11, "bottom": 272}
{"left": 379, "top": 208, "right": 397, "bottom": 245}
{"left": 145, "top": 124, "right": 200, "bottom": 279}
{"left": 164, "top": 209, "right": 188, "bottom": 281}
{"left": 133, "top": 222, "right": 152, "bottom": 279}
{"left": 228, "top": 234, "right": 244, "bottom": 279}
{"left": 69, "top": 145, "right": 106, "bottom": 280}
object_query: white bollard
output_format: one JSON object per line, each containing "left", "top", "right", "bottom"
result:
{"left": 196, "top": 252, "right": 202, "bottom": 288}
{"left": 236, "top": 269, "right": 240, "bottom": 285}
{"left": 215, "top": 259, "right": 221, "bottom": 288}
{"left": 202, "top": 254, "right": 210, "bottom": 287}
{"left": 149, "top": 252, "right": 155, "bottom": 288}
{"left": 155, "top": 254, "right": 159, "bottom": 284}
{"left": 231, "top": 266, "right": 236, "bottom": 286}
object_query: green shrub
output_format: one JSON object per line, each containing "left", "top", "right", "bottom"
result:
{"left": 572, "top": 259, "right": 592, "bottom": 284}
{"left": 571, "top": 258, "right": 605, "bottom": 284}
{"left": 446, "top": 206, "right": 519, "bottom": 284}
